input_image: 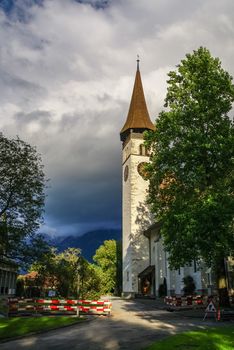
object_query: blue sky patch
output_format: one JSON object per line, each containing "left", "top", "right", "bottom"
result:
{"left": 0, "top": 0, "right": 110, "bottom": 16}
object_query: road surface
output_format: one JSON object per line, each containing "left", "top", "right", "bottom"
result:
{"left": 0, "top": 297, "right": 218, "bottom": 350}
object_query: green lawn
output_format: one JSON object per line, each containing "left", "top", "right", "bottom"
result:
{"left": 145, "top": 326, "right": 234, "bottom": 350}
{"left": 0, "top": 316, "right": 82, "bottom": 340}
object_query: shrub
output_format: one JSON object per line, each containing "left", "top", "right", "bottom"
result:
{"left": 183, "top": 275, "right": 196, "bottom": 296}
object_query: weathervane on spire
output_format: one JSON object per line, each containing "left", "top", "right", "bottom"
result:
{"left": 137, "top": 54, "right": 140, "bottom": 71}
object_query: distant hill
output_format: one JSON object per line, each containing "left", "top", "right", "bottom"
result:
{"left": 49, "top": 229, "right": 121, "bottom": 262}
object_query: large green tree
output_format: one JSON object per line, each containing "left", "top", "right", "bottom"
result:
{"left": 93, "top": 240, "right": 121, "bottom": 295}
{"left": 78, "top": 259, "right": 103, "bottom": 299}
{"left": 31, "top": 247, "right": 103, "bottom": 299}
{"left": 0, "top": 133, "right": 48, "bottom": 266}
{"left": 145, "top": 47, "right": 234, "bottom": 306}
{"left": 31, "top": 247, "right": 81, "bottom": 297}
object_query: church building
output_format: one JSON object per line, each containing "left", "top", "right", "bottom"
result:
{"left": 120, "top": 60, "right": 226, "bottom": 298}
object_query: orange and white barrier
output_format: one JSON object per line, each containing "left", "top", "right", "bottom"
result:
{"left": 8, "top": 298, "right": 112, "bottom": 316}
{"left": 164, "top": 295, "right": 207, "bottom": 308}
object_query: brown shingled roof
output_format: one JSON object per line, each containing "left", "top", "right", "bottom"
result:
{"left": 120, "top": 67, "right": 155, "bottom": 139}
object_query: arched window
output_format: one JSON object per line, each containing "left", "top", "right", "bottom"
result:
{"left": 139, "top": 144, "right": 150, "bottom": 156}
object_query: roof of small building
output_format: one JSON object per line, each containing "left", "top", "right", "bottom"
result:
{"left": 138, "top": 265, "right": 155, "bottom": 278}
{"left": 144, "top": 222, "right": 161, "bottom": 238}
{"left": 20, "top": 271, "right": 38, "bottom": 280}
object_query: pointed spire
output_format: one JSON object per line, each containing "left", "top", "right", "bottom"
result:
{"left": 137, "top": 54, "right": 140, "bottom": 71}
{"left": 120, "top": 59, "right": 155, "bottom": 142}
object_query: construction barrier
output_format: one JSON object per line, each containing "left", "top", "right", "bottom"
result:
{"left": 164, "top": 294, "right": 234, "bottom": 308}
{"left": 8, "top": 298, "right": 112, "bottom": 316}
{"left": 164, "top": 295, "right": 210, "bottom": 308}
{"left": 164, "top": 295, "right": 234, "bottom": 322}
{"left": 195, "top": 295, "right": 204, "bottom": 305}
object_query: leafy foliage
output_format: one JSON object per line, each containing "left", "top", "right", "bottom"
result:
{"left": 158, "top": 278, "right": 167, "bottom": 297}
{"left": 79, "top": 260, "right": 103, "bottom": 299}
{"left": 31, "top": 247, "right": 81, "bottom": 297}
{"left": 145, "top": 47, "right": 234, "bottom": 269}
{"left": 0, "top": 133, "right": 48, "bottom": 266}
{"left": 93, "top": 240, "right": 120, "bottom": 294}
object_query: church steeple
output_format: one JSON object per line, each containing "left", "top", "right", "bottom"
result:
{"left": 120, "top": 59, "right": 155, "bottom": 142}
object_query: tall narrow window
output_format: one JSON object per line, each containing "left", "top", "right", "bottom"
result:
{"left": 139, "top": 144, "right": 145, "bottom": 155}
{"left": 194, "top": 260, "right": 197, "bottom": 273}
{"left": 207, "top": 273, "right": 211, "bottom": 286}
{"left": 126, "top": 271, "right": 129, "bottom": 282}
{"left": 165, "top": 252, "right": 167, "bottom": 276}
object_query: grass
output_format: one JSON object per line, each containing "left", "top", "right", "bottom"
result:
{"left": 145, "top": 325, "right": 234, "bottom": 350}
{"left": 0, "top": 316, "right": 83, "bottom": 340}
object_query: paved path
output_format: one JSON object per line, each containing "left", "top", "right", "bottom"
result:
{"left": 1, "top": 297, "right": 218, "bottom": 350}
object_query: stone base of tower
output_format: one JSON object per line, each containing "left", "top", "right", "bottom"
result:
{"left": 121, "top": 291, "right": 135, "bottom": 299}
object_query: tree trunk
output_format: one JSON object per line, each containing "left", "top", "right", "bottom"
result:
{"left": 215, "top": 257, "right": 230, "bottom": 307}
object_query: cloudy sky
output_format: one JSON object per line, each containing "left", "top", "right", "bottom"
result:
{"left": 0, "top": 0, "right": 233, "bottom": 237}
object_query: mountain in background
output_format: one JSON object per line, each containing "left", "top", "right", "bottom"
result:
{"left": 49, "top": 229, "right": 121, "bottom": 262}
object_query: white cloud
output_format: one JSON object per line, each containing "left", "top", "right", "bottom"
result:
{"left": 0, "top": 0, "right": 233, "bottom": 236}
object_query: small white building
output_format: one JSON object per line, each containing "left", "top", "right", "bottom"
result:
{"left": 120, "top": 61, "right": 218, "bottom": 298}
{"left": 0, "top": 259, "right": 17, "bottom": 297}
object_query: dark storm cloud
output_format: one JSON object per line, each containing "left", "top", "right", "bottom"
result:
{"left": 46, "top": 172, "right": 121, "bottom": 228}
{"left": 8, "top": 104, "right": 123, "bottom": 235}
{"left": 43, "top": 143, "right": 122, "bottom": 235}
{"left": 0, "top": 0, "right": 234, "bottom": 236}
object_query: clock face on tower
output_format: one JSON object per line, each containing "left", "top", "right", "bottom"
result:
{"left": 124, "top": 165, "right": 129, "bottom": 182}
{"left": 137, "top": 162, "right": 148, "bottom": 180}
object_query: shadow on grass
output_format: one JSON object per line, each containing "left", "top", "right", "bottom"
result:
{"left": 145, "top": 326, "right": 234, "bottom": 350}
{"left": 0, "top": 316, "right": 82, "bottom": 340}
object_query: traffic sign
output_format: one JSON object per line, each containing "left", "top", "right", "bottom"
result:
{"left": 203, "top": 301, "right": 217, "bottom": 320}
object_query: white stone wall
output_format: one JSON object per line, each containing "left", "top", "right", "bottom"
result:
{"left": 150, "top": 234, "right": 210, "bottom": 296}
{"left": 122, "top": 133, "right": 151, "bottom": 295}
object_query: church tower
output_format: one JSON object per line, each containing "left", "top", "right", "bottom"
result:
{"left": 120, "top": 60, "right": 155, "bottom": 297}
